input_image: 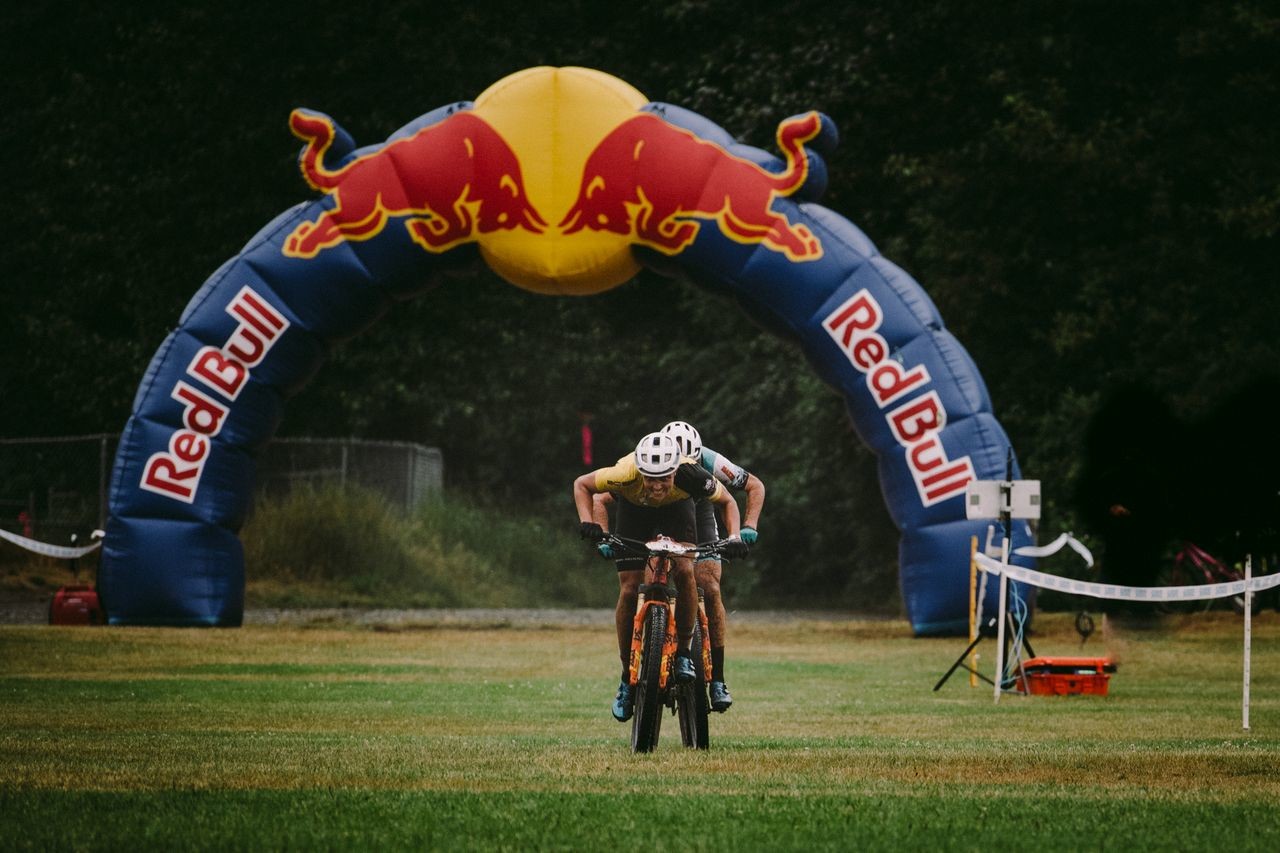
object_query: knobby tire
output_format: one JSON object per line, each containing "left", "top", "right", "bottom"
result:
{"left": 676, "top": 621, "right": 710, "bottom": 749}
{"left": 631, "top": 604, "right": 668, "bottom": 753}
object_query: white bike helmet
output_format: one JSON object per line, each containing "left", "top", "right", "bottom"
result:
{"left": 634, "top": 432, "right": 681, "bottom": 477}
{"left": 662, "top": 420, "right": 702, "bottom": 460}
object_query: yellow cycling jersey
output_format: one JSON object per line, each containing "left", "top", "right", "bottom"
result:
{"left": 594, "top": 455, "right": 727, "bottom": 507}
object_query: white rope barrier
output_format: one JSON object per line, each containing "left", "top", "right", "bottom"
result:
{"left": 974, "top": 551, "right": 1280, "bottom": 601}
{"left": 0, "top": 528, "right": 103, "bottom": 560}
{"left": 1014, "top": 532, "right": 1094, "bottom": 568}
{"left": 975, "top": 550, "right": 1270, "bottom": 729}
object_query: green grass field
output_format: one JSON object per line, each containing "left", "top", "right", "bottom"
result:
{"left": 2, "top": 611, "right": 1278, "bottom": 850}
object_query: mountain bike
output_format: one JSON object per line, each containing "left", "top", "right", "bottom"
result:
{"left": 1154, "top": 541, "right": 1268, "bottom": 615}
{"left": 601, "top": 534, "right": 737, "bottom": 753}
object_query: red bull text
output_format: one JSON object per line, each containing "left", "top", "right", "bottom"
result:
{"left": 141, "top": 287, "right": 289, "bottom": 502}
{"left": 823, "top": 289, "right": 974, "bottom": 506}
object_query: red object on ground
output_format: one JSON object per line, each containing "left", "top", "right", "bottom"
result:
{"left": 49, "top": 585, "right": 104, "bottom": 625}
{"left": 1019, "top": 656, "right": 1115, "bottom": 696}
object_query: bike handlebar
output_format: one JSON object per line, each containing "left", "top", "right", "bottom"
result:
{"left": 599, "top": 533, "right": 747, "bottom": 560}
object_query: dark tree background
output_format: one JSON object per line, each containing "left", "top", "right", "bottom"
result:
{"left": 3, "top": 1, "right": 1277, "bottom": 609}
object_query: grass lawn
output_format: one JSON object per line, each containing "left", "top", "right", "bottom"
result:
{"left": 2, "top": 610, "right": 1278, "bottom": 850}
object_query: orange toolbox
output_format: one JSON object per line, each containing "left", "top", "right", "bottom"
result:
{"left": 1018, "top": 656, "right": 1116, "bottom": 696}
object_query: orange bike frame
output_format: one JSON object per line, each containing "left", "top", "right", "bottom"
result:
{"left": 697, "top": 590, "right": 712, "bottom": 682}
{"left": 628, "top": 552, "right": 682, "bottom": 691}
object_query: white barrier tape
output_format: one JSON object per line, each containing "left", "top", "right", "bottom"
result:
{"left": 0, "top": 528, "right": 103, "bottom": 560}
{"left": 974, "top": 552, "right": 1280, "bottom": 602}
{"left": 1013, "top": 532, "right": 1094, "bottom": 568}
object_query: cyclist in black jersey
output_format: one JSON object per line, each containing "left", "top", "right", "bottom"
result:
{"left": 574, "top": 432, "right": 748, "bottom": 722}
{"left": 661, "top": 421, "right": 765, "bottom": 712}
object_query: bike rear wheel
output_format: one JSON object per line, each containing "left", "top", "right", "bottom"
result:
{"left": 676, "top": 621, "right": 710, "bottom": 750}
{"left": 1153, "top": 563, "right": 1212, "bottom": 614}
{"left": 631, "top": 604, "right": 667, "bottom": 753}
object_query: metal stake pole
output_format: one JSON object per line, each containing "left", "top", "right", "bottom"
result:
{"left": 1244, "top": 553, "right": 1252, "bottom": 731}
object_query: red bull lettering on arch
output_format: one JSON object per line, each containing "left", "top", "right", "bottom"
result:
{"left": 140, "top": 286, "right": 288, "bottom": 503}
{"left": 823, "top": 288, "right": 974, "bottom": 507}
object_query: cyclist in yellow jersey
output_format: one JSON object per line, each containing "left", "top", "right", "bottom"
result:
{"left": 574, "top": 432, "right": 748, "bottom": 721}
{"left": 593, "top": 421, "right": 764, "bottom": 714}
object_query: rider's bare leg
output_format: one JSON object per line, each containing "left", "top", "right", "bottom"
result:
{"left": 672, "top": 556, "right": 698, "bottom": 650}
{"left": 616, "top": 568, "right": 643, "bottom": 680}
{"left": 696, "top": 557, "right": 727, "bottom": 679}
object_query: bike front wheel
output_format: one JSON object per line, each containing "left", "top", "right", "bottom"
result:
{"left": 631, "top": 604, "right": 667, "bottom": 753}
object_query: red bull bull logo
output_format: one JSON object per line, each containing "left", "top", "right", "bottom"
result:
{"left": 283, "top": 110, "right": 547, "bottom": 259}
{"left": 559, "top": 112, "right": 825, "bottom": 262}
{"left": 279, "top": 68, "right": 827, "bottom": 291}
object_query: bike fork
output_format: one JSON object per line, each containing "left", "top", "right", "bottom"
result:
{"left": 629, "top": 590, "right": 679, "bottom": 690}
{"left": 627, "top": 588, "right": 648, "bottom": 687}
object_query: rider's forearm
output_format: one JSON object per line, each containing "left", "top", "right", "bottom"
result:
{"left": 743, "top": 475, "right": 765, "bottom": 529}
{"left": 573, "top": 476, "right": 598, "bottom": 523}
{"left": 592, "top": 493, "right": 611, "bottom": 531}
{"left": 717, "top": 494, "right": 741, "bottom": 537}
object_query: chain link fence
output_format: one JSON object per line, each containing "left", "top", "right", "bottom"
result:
{"left": 0, "top": 434, "right": 115, "bottom": 549}
{"left": 0, "top": 435, "right": 443, "bottom": 549}
{"left": 253, "top": 438, "right": 443, "bottom": 510}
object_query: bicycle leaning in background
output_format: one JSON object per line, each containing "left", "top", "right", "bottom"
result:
{"left": 1156, "top": 541, "right": 1277, "bottom": 615}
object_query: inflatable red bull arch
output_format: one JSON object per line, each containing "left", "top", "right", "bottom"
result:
{"left": 100, "top": 67, "right": 1034, "bottom": 634}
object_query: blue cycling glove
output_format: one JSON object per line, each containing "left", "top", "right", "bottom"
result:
{"left": 597, "top": 542, "right": 615, "bottom": 559}
{"left": 740, "top": 527, "right": 758, "bottom": 545}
